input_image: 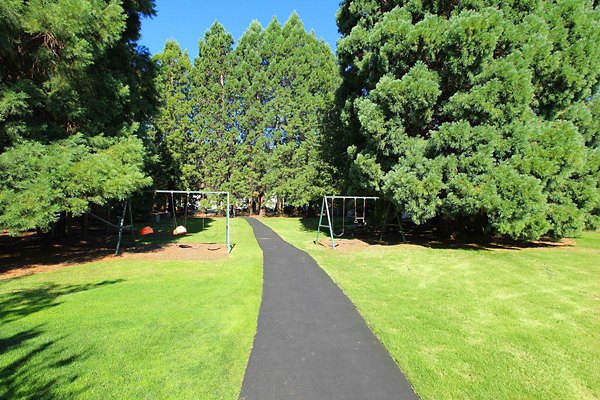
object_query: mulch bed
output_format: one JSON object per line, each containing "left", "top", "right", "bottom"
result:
{"left": 0, "top": 230, "right": 226, "bottom": 281}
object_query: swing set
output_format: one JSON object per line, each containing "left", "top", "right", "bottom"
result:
{"left": 110, "top": 198, "right": 135, "bottom": 256}
{"left": 112, "top": 190, "right": 232, "bottom": 255}
{"left": 74, "top": 199, "right": 135, "bottom": 256}
{"left": 315, "top": 195, "right": 406, "bottom": 249}
{"left": 153, "top": 190, "right": 232, "bottom": 253}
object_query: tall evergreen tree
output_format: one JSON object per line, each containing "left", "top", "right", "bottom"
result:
{"left": 0, "top": 0, "right": 156, "bottom": 234}
{"left": 149, "top": 41, "right": 194, "bottom": 189}
{"left": 150, "top": 14, "right": 339, "bottom": 213}
{"left": 336, "top": 0, "right": 599, "bottom": 239}
{"left": 191, "top": 21, "right": 237, "bottom": 192}
{"left": 261, "top": 13, "right": 339, "bottom": 213}
{"left": 230, "top": 21, "right": 270, "bottom": 207}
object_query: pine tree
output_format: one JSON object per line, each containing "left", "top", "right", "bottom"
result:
{"left": 230, "top": 21, "right": 270, "bottom": 210}
{"left": 262, "top": 13, "right": 339, "bottom": 213}
{"left": 0, "top": 0, "right": 156, "bottom": 234}
{"left": 149, "top": 41, "right": 195, "bottom": 189}
{"left": 150, "top": 14, "right": 339, "bottom": 214}
{"left": 191, "top": 21, "right": 237, "bottom": 192}
{"left": 336, "top": 0, "right": 599, "bottom": 240}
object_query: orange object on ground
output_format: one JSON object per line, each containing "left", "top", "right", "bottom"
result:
{"left": 173, "top": 225, "right": 187, "bottom": 236}
{"left": 139, "top": 226, "right": 154, "bottom": 236}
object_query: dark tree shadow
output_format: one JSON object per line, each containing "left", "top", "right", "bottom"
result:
{"left": 300, "top": 217, "right": 570, "bottom": 251}
{"left": 0, "top": 280, "right": 123, "bottom": 398}
{"left": 0, "top": 280, "right": 125, "bottom": 325}
{"left": 0, "top": 216, "right": 229, "bottom": 278}
{"left": 0, "top": 329, "right": 89, "bottom": 399}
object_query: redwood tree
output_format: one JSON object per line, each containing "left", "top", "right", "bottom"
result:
{"left": 336, "top": 0, "right": 599, "bottom": 239}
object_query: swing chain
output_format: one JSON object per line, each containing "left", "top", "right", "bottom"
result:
{"left": 332, "top": 197, "right": 346, "bottom": 237}
{"left": 171, "top": 192, "right": 177, "bottom": 228}
{"left": 183, "top": 192, "right": 189, "bottom": 227}
{"left": 201, "top": 194, "right": 219, "bottom": 239}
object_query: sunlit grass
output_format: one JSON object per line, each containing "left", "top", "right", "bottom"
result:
{"left": 0, "top": 218, "right": 261, "bottom": 399}
{"left": 262, "top": 217, "right": 600, "bottom": 400}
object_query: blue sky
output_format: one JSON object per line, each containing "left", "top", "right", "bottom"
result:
{"left": 140, "top": 0, "right": 341, "bottom": 59}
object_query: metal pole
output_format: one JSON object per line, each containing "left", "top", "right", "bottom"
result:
{"left": 226, "top": 192, "right": 231, "bottom": 253}
{"left": 325, "top": 198, "right": 335, "bottom": 249}
{"left": 153, "top": 190, "right": 229, "bottom": 195}
{"left": 380, "top": 202, "right": 391, "bottom": 242}
{"left": 128, "top": 198, "right": 135, "bottom": 249}
{"left": 324, "top": 195, "right": 379, "bottom": 200}
{"left": 316, "top": 197, "right": 325, "bottom": 244}
{"left": 115, "top": 200, "right": 127, "bottom": 256}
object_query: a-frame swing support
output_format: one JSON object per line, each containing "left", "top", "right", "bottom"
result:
{"left": 380, "top": 202, "right": 407, "bottom": 243}
{"left": 115, "top": 198, "right": 135, "bottom": 256}
{"left": 315, "top": 196, "right": 407, "bottom": 249}
{"left": 315, "top": 196, "right": 378, "bottom": 249}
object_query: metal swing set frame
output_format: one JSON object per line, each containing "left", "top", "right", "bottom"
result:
{"left": 156, "top": 190, "right": 231, "bottom": 254}
{"left": 114, "top": 190, "right": 232, "bottom": 256}
{"left": 315, "top": 195, "right": 406, "bottom": 249}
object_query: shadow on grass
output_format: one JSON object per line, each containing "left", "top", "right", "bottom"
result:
{"left": 0, "top": 280, "right": 125, "bottom": 325}
{"left": 299, "top": 217, "right": 569, "bottom": 251}
{"left": 0, "top": 329, "right": 89, "bottom": 399}
{"left": 0, "top": 216, "right": 227, "bottom": 277}
{"left": 0, "top": 280, "right": 123, "bottom": 398}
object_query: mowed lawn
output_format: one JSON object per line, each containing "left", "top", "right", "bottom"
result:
{"left": 262, "top": 218, "right": 600, "bottom": 400}
{"left": 0, "top": 218, "right": 262, "bottom": 399}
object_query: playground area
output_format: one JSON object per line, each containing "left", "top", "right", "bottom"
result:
{"left": 1, "top": 212, "right": 598, "bottom": 399}
{"left": 1, "top": 192, "right": 578, "bottom": 281}
{"left": 0, "top": 189, "right": 234, "bottom": 280}
{"left": 0, "top": 216, "right": 229, "bottom": 280}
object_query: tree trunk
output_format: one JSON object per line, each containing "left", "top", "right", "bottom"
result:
{"left": 106, "top": 204, "right": 111, "bottom": 233}
{"left": 58, "top": 212, "right": 65, "bottom": 236}
{"left": 184, "top": 197, "right": 188, "bottom": 220}
{"left": 437, "top": 215, "right": 461, "bottom": 240}
{"left": 259, "top": 192, "right": 266, "bottom": 217}
{"left": 276, "top": 196, "right": 284, "bottom": 215}
{"left": 82, "top": 213, "right": 88, "bottom": 237}
{"left": 65, "top": 212, "right": 71, "bottom": 236}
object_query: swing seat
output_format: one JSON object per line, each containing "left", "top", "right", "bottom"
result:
{"left": 139, "top": 226, "right": 154, "bottom": 236}
{"left": 173, "top": 225, "right": 187, "bottom": 236}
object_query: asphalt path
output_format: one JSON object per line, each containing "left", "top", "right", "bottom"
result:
{"left": 240, "top": 217, "right": 418, "bottom": 400}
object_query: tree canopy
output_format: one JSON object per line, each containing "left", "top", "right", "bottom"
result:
{"left": 2, "top": 1, "right": 598, "bottom": 240}
{"left": 150, "top": 13, "right": 339, "bottom": 214}
{"left": 0, "top": 0, "right": 156, "bottom": 234}
{"left": 336, "top": 0, "right": 599, "bottom": 240}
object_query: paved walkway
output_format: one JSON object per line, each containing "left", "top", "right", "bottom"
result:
{"left": 240, "top": 218, "right": 418, "bottom": 400}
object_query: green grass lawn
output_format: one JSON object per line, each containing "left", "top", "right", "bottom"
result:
{"left": 261, "top": 218, "right": 600, "bottom": 400}
{"left": 0, "top": 217, "right": 262, "bottom": 399}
